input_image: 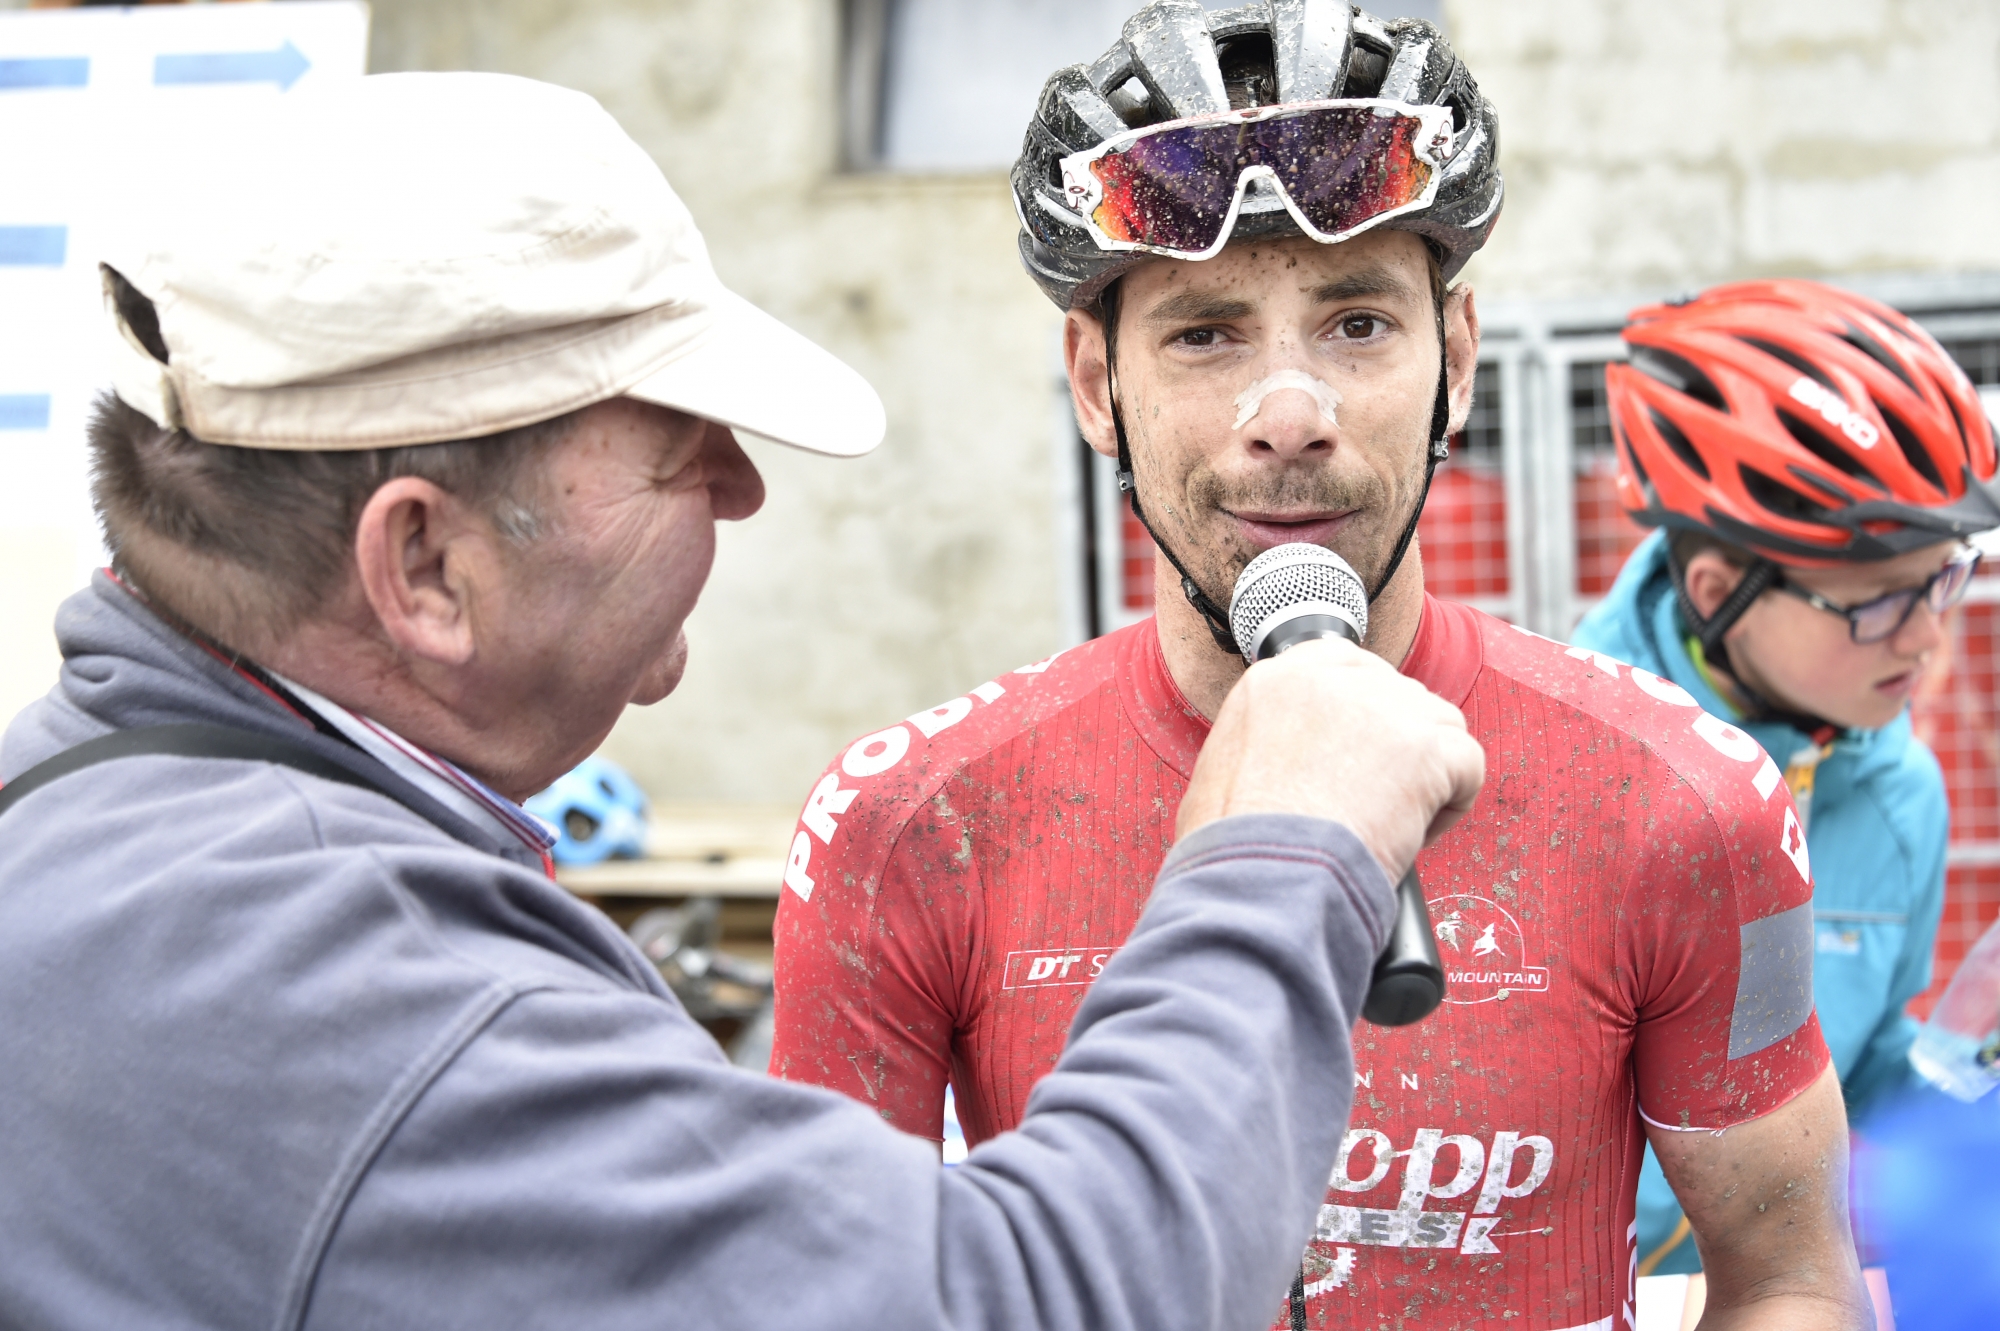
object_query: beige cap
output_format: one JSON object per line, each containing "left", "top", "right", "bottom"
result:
{"left": 102, "top": 72, "right": 884, "bottom": 457}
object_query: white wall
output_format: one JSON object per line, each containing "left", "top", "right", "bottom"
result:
{"left": 1450, "top": 0, "right": 2000, "bottom": 300}
{"left": 369, "top": 0, "right": 1075, "bottom": 806}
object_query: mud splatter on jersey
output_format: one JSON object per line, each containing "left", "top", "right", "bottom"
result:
{"left": 771, "top": 597, "right": 1829, "bottom": 1330}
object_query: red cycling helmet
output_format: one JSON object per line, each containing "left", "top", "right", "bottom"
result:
{"left": 1608, "top": 278, "right": 2000, "bottom": 568}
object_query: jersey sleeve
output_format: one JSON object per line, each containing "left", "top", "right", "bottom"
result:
{"left": 769, "top": 755, "right": 978, "bottom": 1143}
{"left": 1621, "top": 731, "right": 1831, "bottom": 1132}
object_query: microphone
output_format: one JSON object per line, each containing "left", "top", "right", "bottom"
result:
{"left": 1228, "top": 543, "right": 1447, "bottom": 1028}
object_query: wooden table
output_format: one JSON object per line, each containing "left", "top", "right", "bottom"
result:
{"left": 555, "top": 801, "right": 792, "bottom": 903}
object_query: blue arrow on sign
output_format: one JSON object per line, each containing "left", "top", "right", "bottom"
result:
{"left": 0, "top": 395, "right": 53, "bottom": 432}
{"left": 154, "top": 39, "right": 310, "bottom": 91}
{"left": 0, "top": 57, "right": 89, "bottom": 91}
{"left": 0, "top": 227, "right": 67, "bottom": 267}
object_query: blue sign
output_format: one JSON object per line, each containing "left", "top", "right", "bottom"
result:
{"left": 0, "top": 227, "right": 67, "bottom": 268}
{"left": 0, "top": 396, "right": 53, "bottom": 431}
{"left": 0, "top": 56, "right": 88, "bottom": 91}
{"left": 154, "top": 39, "right": 310, "bottom": 91}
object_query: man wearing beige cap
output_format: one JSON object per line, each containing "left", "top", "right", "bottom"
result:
{"left": 0, "top": 72, "right": 1482, "bottom": 1330}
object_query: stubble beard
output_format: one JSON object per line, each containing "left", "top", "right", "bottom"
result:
{"left": 1134, "top": 436, "right": 1429, "bottom": 616}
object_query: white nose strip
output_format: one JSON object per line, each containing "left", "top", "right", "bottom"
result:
{"left": 1232, "top": 369, "right": 1342, "bottom": 431}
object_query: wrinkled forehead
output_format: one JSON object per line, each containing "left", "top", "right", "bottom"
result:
{"left": 1117, "top": 229, "right": 1436, "bottom": 325}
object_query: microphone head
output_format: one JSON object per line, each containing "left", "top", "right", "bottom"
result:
{"left": 1229, "top": 543, "right": 1369, "bottom": 663}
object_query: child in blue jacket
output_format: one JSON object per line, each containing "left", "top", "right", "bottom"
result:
{"left": 1568, "top": 279, "right": 1998, "bottom": 1275}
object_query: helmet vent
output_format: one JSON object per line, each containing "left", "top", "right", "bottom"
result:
{"left": 1839, "top": 321, "right": 1919, "bottom": 393}
{"left": 1939, "top": 382, "right": 1988, "bottom": 457}
{"left": 1649, "top": 407, "right": 1711, "bottom": 481}
{"left": 1106, "top": 76, "right": 1156, "bottom": 128}
{"left": 1618, "top": 420, "right": 1653, "bottom": 494}
{"left": 1787, "top": 464, "right": 1856, "bottom": 505}
{"left": 1880, "top": 405, "right": 1947, "bottom": 492}
{"left": 1776, "top": 408, "right": 1882, "bottom": 489}
{"left": 1630, "top": 346, "right": 1727, "bottom": 413}
{"left": 1740, "top": 464, "right": 1831, "bottom": 523}
{"left": 1344, "top": 47, "right": 1389, "bottom": 97}
{"left": 1442, "top": 90, "right": 1469, "bottom": 136}
{"left": 1216, "top": 34, "right": 1277, "bottom": 109}
{"left": 1739, "top": 336, "right": 1837, "bottom": 391}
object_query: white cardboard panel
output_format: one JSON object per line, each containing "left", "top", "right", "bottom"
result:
{"left": 0, "top": 1, "right": 367, "bottom": 725}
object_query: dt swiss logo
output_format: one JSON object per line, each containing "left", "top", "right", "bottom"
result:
{"left": 1431, "top": 894, "right": 1548, "bottom": 1004}
{"left": 1001, "top": 946, "right": 1119, "bottom": 990}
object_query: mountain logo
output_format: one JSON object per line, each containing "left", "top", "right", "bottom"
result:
{"left": 1430, "top": 894, "right": 1549, "bottom": 1004}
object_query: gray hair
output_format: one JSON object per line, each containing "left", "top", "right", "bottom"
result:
{"left": 89, "top": 392, "right": 579, "bottom": 651}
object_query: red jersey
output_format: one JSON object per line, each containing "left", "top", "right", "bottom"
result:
{"left": 771, "top": 597, "right": 1829, "bottom": 1330}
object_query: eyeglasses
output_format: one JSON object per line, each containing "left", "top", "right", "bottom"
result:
{"left": 1777, "top": 547, "right": 1984, "bottom": 643}
{"left": 1051, "top": 99, "right": 1455, "bottom": 261}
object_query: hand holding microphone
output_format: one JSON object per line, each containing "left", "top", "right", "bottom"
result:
{"left": 1175, "top": 544, "right": 1482, "bottom": 1026}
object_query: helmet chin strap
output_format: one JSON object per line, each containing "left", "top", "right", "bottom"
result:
{"left": 1102, "top": 286, "right": 1453, "bottom": 656}
{"left": 1667, "top": 541, "right": 1777, "bottom": 665}
{"left": 1665, "top": 542, "right": 1846, "bottom": 738}
{"left": 1369, "top": 297, "right": 1453, "bottom": 603}
{"left": 1110, "top": 410, "right": 1243, "bottom": 655}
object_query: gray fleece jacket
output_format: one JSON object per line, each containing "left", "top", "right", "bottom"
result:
{"left": 0, "top": 575, "right": 1393, "bottom": 1331}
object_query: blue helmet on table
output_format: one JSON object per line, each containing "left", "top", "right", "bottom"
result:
{"left": 525, "top": 756, "right": 648, "bottom": 866}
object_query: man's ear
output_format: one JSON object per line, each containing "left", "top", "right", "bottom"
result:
{"left": 1444, "top": 285, "right": 1482, "bottom": 437}
{"left": 1682, "top": 549, "right": 1749, "bottom": 623}
{"left": 1064, "top": 307, "right": 1121, "bottom": 461}
{"left": 352, "top": 477, "right": 484, "bottom": 667}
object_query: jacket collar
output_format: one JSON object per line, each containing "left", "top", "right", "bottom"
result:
{"left": 270, "top": 673, "right": 556, "bottom": 868}
{"left": 3, "top": 573, "right": 551, "bottom": 872}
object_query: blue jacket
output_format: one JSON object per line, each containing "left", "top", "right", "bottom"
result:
{"left": 1572, "top": 532, "right": 1949, "bottom": 1273}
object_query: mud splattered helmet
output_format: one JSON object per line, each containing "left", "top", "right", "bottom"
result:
{"left": 1011, "top": 0, "right": 1504, "bottom": 312}
{"left": 1609, "top": 279, "right": 2000, "bottom": 567}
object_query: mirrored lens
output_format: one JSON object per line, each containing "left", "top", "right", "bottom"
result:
{"left": 1085, "top": 105, "right": 1435, "bottom": 256}
{"left": 1260, "top": 107, "right": 1434, "bottom": 238}
{"left": 1088, "top": 125, "right": 1244, "bottom": 253}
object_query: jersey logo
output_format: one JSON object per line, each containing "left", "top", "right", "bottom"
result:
{"left": 1550, "top": 640, "right": 1795, "bottom": 811}
{"left": 785, "top": 677, "right": 1020, "bottom": 901}
{"left": 1779, "top": 806, "right": 1812, "bottom": 882}
{"left": 1788, "top": 376, "right": 1880, "bottom": 449}
{"left": 1000, "top": 946, "right": 1119, "bottom": 989}
{"left": 1431, "top": 894, "right": 1548, "bottom": 1003}
{"left": 1314, "top": 1126, "right": 1557, "bottom": 1256}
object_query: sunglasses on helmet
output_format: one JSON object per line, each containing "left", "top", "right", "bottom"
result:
{"left": 1778, "top": 547, "right": 1983, "bottom": 644}
{"left": 1051, "top": 98, "right": 1456, "bottom": 262}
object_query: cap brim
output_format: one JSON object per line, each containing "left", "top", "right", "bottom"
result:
{"left": 624, "top": 288, "right": 884, "bottom": 458}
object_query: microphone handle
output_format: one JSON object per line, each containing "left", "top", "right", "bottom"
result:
{"left": 1258, "top": 616, "right": 1446, "bottom": 1025}
{"left": 1361, "top": 868, "right": 1445, "bottom": 1026}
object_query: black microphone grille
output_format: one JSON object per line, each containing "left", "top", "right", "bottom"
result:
{"left": 1228, "top": 543, "right": 1369, "bottom": 663}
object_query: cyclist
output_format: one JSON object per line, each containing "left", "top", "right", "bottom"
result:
{"left": 1570, "top": 279, "right": 2000, "bottom": 1276}
{"left": 773, "top": 4, "right": 1869, "bottom": 1325}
